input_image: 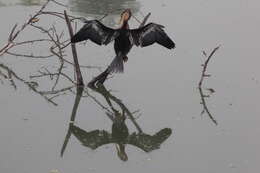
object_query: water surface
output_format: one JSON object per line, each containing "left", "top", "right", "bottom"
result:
{"left": 0, "top": 0, "right": 259, "bottom": 173}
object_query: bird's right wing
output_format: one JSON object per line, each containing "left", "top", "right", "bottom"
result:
{"left": 71, "top": 20, "right": 119, "bottom": 45}
{"left": 130, "top": 23, "right": 175, "bottom": 49}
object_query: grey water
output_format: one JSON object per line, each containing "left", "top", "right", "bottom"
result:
{"left": 0, "top": 0, "right": 260, "bottom": 173}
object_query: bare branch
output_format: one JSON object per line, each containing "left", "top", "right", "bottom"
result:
{"left": 8, "top": 24, "right": 18, "bottom": 42}
{"left": 198, "top": 46, "right": 220, "bottom": 125}
{"left": 198, "top": 46, "right": 220, "bottom": 87}
{"left": 64, "top": 10, "right": 84, "bottom": 86}
{"left": 6, "top": 51, "right": 53, "bottom": 59}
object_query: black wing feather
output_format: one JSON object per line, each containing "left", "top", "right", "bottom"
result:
{"left": 130, "top": 23, "right": 175, "bottom": 49}
{"left": 71, "top": 20, "right": 119, "bottom": 45}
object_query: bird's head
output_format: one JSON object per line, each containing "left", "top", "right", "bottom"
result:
{"left": 116, "top": 143, "right": 128, "bottom": 161}
{"left": 119, "top": 9, "right": 132, "bottom": 25}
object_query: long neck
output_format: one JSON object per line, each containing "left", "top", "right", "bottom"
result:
{"left": 121, "top": 20, "right": 129, "bottom": 29}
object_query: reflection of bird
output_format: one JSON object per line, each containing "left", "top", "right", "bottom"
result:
{"left": 71, "top": 124, "right": 172, "bottom": 161}
{"left": 71, "top": 9, "right": 175, "bottom": 73}
{"left": 112, "top": 112, "right": 129, "bottom": 161}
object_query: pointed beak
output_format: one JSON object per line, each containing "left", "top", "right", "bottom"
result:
{"left": 118, "top": 9, "right": 131, "bottom": 25}
{"left": 118, "top": 15, "right": 124, "bottom": 25}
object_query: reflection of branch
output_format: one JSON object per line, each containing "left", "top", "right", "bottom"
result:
{"left": 61, "top": 84, "right": 172, "bottom": 160}
{"left": 61, "top": 87, "right": 84, "bottom": 157}
{"left": 0, "top": 63, "right": 59, "bottom": 106}
{"left": 88, "top": 84, "right": 143, "bottom": 133}
{"left": 198, "top": 46, "right": 220, "bottom": 125}
{"left": 30, "top": 70, "right": 76, "bottom": 85}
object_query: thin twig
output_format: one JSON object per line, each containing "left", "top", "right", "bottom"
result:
{"left": 0, "top": 0, "right": 51, "bottom": 56}
{"left": 198, "top": 46, "right": 220, "bottom": 87}
{"left": 6, "top": 51, "right": 53, "bottom": 59}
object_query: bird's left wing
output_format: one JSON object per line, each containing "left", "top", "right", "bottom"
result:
{"left": 130, "top": 23, "right": 175, "bottom": 49}
{"left": 71, "top": 20, "right": 119, "bottom": 45}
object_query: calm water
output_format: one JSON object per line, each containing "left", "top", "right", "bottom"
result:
{"left": 0, "top": 0, "right": 260, "bottom": 173}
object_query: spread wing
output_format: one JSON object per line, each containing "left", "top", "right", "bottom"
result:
{"left": 71, "top": 20, "right": 119, "bottom": 45}
{"left": 126, "top": 128, "right": 172, "bottom": 152}
{"left": 130, "top": 23, "right": 175, "bottom": 49}
{"left": 71, "top": 125, "right": 113, "bottom": 150}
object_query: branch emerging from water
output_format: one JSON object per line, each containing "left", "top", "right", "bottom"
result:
{"left": 198, "top": 45, "right": 220, "bottom": 125}
{"left": 64, "top": 10, "right": 84, "bottom": 87}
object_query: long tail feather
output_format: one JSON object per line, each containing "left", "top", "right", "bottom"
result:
{"left": 108, "top": 54, "right": 124, "bottom": 73}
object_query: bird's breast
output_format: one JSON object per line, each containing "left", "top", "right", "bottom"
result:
{"left": 114, "top": 31, "right": 132, "bottom": 55}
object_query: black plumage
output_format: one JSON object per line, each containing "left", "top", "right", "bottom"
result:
{"left": 130, "top": 23, "right": 175, "bottom": 49}
{"left": 71, "top": 9, "right": 175, "bottom": 73}
{"left": 71, "top": 20, "right": 119, "bottom": 45}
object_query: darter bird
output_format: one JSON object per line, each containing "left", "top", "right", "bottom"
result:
{"left": 71, "top": 9, "right": 175, "bottom": 73}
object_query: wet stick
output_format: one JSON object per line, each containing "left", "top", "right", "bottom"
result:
{"left": 64, "top": 10, "right": 84, "bottom": 87}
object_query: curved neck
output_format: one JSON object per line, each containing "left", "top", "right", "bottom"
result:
{"left": 121, "top": 20, "right": 129, "bottom": 29}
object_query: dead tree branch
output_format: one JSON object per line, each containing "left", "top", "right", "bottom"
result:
{"left": 64, "top": 10, "right": 84, "bottom": 87}
{"left": 88, "top": 83, "right": 143, "bottom": 133}
{"left": 199, "top": 46, "right": 220, "bottom": 87}
{"left": 198, "top": 45, "right": 220, "bottom": 125}
{"left": 0, "top": 0, "right": 51, "bottom": 56}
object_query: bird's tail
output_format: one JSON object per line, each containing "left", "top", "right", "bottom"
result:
{"left": 108, "top": 54, "right": 124, "bottom": 73}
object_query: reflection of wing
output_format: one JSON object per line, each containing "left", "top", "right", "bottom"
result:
{"left": 126, "top": 128, "right": 172, "bottom": 152}
{"left": 71, "top": 20, "right": 119, "bottom": 45}
{"left": 71, "top": 125, "right": 114, "bottom": 149}
{"left": 130, "top": 23, "right": 175, "bottom": 49}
